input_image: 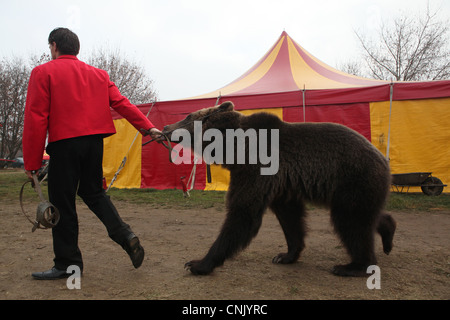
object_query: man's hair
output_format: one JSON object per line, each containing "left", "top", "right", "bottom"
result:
{"left": 48, "top": 28, "right": 80, "bottom": 56}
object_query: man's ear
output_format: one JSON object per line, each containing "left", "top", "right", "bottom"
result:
{"left": 50, "top": 42, "right": 60, "bottom": 59}
{"left": 218, "top": 101, "right": 234, "bottom": 111}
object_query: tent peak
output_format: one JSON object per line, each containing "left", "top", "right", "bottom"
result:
{"left": 187, "top": 31, "right": 387, "bottom": 100}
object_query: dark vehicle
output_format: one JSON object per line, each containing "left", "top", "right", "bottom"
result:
{"left": 1, "top": 159, "right": 15, "bottom": 168}
{"left": 12, "top": 157, "right": 24, "bottom": 168}
{"left": 1, "top": 158, "right": 23, "bottom": 168}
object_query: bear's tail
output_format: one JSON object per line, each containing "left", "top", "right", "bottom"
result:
{"left": 376, "top": 212, "right": 397, "bottom": 254}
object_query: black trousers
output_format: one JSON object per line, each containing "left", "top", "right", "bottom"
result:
{"left": 46, "top": 135, "right": 132, "bottom": 271}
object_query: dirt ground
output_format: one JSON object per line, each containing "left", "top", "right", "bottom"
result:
{"left": 0, "top": 196, "right": 448, "bottom": 301}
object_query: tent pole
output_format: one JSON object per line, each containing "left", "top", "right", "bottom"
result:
{"left": 302, "top": 85, "right": 306, "bottom": 123}
{"left": 106, "top": 100, "right": 156, "bottom": 192}
{"left": 386, "top": 82, "right": 394, "bottom": 162}
{"left": 215, "top": 92, "right": 222, "bottom": 106}
{"left": 204, "top": 93, "right": 221, "bottom": 187}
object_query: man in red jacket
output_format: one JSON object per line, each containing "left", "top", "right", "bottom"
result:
{"left": 23, "top": 28, "right": 162, "bottom": 280}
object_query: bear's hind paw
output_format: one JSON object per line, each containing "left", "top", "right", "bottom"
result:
{"left": 184, "top": 260, "right": 214, "bottom": 276}
{"left": 272, "top": 253, "right": 298, "bottom": 264}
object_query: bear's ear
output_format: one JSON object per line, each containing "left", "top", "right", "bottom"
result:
{"left": 218, "top": 101, "right": 234, "bottom": 112}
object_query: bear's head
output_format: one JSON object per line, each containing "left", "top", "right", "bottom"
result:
{"left": 162, "top": 101, "right": 240, "bottom": 143}
{"left": 161, "top": 101, "right": 280, "bottom": 175}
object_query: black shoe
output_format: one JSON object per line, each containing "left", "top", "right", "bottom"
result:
{"left": 124, "top": 234, "right": 144, "bottom": 268}
{"left": 32, "top": 267, "right": 70, "bottom": 280}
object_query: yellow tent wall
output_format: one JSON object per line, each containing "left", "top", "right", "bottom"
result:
{"left": 371, "top": 97, "right": 450, "bottom": 192}
{"left": 103, "top": 119, "right": 142, "bottom": 189}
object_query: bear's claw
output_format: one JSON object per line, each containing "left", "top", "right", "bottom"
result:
{"left": 272, "top": 253, "right": 298, "bottom": 264}
{"left": 184, "top": 260, "right": 213, "bottom": 275}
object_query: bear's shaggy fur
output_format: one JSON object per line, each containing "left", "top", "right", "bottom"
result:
{"left": 162, "top": 101, "right": 396, "bottom": 277}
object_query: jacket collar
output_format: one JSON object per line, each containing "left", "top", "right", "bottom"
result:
{"left": 56, "top": 55, "right": 78, "bottom": 60}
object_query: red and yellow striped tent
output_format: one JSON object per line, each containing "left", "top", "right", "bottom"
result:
{"left": 104, "top": 31, "right": 450, "bottom": 192}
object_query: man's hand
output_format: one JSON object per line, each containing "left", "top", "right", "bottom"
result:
{"left": 140, "top": 127, "right": 164, "bottom": 141}
{"left": 149, "top": 128, "right": 164, "bottom": 141}
{"left": 24, "top": 170, "right": 34, "bottom": 180}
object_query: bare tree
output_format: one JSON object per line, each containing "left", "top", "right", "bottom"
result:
{"left": 30, "top": 53, "right": 51, "bottom": 68}
{"left": 0, "top": 53, "right": 51, "bottom": 160}
{"left": 355, "top": 5, "right": 450, "bottom": 81}
{"left": 0, "top": 57, "right": 30, "bottom": 159}
{"left": 86, "top": 48, "right": 158, "bottom": 104}
{"left": 337, "top": 60, "right": 365, "bottom": 77}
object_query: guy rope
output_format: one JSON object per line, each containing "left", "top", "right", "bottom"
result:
{"left": 106, "top": 101, "right": 155, "bottom": 192}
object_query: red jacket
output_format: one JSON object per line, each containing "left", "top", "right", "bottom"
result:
{"left": 23, "top": 55, "right": 155, "bottom": 171}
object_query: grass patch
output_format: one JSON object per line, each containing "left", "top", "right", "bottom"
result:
{"left": 107, "top": 187, "right": 226, "bottom": 210}
{"left": 1, "top": 169, "right": 225, "bottom": 210}
{"left": 2, "top": 169, "right": 449, "bottom": 212}
{"left": 0, "top": 170, "right": 49, "bottom": 200}
{"left": 386, "top": 192, "right": 450, "bottom": 212}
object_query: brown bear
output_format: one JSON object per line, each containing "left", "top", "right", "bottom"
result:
{"left": 162, "top": 101, "right": 396, "bottom": 277}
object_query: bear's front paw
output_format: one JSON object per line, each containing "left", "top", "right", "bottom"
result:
{"left": 272, "top": 253, "right": 298, "bottom": 264}
{"left": 184, "top": 260, "right": 213, "bottom": 275}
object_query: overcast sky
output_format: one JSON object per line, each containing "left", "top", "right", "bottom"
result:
{"left": 1, "top": 0, "right": 449, "bottom": 101}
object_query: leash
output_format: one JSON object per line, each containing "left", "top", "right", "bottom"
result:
{"left": 142, "top": 133, "right": 175, "bottom": 163}
{"left": 143, "top": 101, "right": 224, "bottom": 193}
{"left": 142, "top": 106, "right": 223, "bottom": 155}
{"left": 19, "top": 173, "right": 60, "bottom": 232}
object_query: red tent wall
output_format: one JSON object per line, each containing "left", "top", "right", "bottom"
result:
{"left": 108, "top": 79, "right": 450, "bottom": 190}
